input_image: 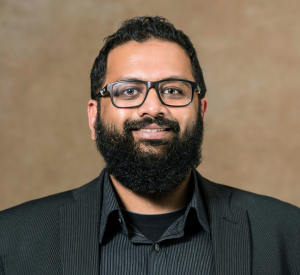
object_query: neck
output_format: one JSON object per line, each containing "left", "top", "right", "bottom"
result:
{"left": 109, "top": 172, "right": 192, "bottom": 214}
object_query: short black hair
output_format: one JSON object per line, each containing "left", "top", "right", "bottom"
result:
{"left": 90, "top": 16, "right": 207, "bottom": 99}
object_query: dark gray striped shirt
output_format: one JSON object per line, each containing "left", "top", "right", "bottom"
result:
{"left": 99, "top": 170, "right": 215, "bottom": 274}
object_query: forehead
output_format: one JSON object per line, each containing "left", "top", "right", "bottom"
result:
{"left": 105, "top": 39, "right": 194, "bottom": 84}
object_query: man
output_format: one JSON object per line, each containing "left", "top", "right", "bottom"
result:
{"left": 0, "top": 16, "right": 300, "bottom": 275}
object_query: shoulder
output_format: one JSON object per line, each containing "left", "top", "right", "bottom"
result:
{"left": 0, "top": 172, "right": 104, "bottom": 232}
{"left": 197, "top": 172, "right": 300, "bottom": 229}
{"left": 0, "top": 189, "right": 74, "bottom": 258}
{"left": 0, "top": 171, "right": 106, "bottom": 264}
{"left": 196, "top": 173, "right": 300, "bottom": 271}
{"left": 0, "top": 190, "right": 73, "bottom": 223}
{"left": 229, "top": 184, "right": 300, "bottom": 234}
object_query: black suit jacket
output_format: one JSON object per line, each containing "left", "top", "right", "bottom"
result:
{"left": 1, "top": 169, "right": 300, "bottom": 274}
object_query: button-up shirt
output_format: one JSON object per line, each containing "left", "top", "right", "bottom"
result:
{"left": 99, "top": 170, "right": 215, "bottom": 274}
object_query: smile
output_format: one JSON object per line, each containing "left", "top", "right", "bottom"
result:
{"left": 137, "top": 129, "right": 168, "bottom": 132}
{"left": 132, "top": 126, "right": 171, "bottom": 139}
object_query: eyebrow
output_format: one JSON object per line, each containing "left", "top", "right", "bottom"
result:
{"left": 114, "top": 75, "right": 190, "bottom": 82}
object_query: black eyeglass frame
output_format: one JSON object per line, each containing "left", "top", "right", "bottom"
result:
{"left": 93, "top": 78, "right": 201, "bottom": 108}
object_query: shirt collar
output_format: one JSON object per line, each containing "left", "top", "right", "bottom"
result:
{"left": 185, "top": 169, "right": 210, "bottom": 235}
{"left": 99, "top": 170, "right": 122, "bottom": 244}
{"left": 99, "top": 169, "right": 211, "bottom": 243}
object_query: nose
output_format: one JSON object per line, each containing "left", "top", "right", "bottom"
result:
{"left": 136, "top": 88, "right": 169, "bottom": 118}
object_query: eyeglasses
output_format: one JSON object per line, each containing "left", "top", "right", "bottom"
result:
{"left": 93, "top": 79, "right": 201, "bottom": 108}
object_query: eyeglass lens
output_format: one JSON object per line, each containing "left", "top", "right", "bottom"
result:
{"left": 111, "top": 80, "right": 192, "bottom": 107}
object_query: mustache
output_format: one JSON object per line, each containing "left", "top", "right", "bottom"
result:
{"left": 123, "top": 116, "right": 180, "bottom": 133}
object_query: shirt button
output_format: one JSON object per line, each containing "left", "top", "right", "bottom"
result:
{"left": 154, "top": 244, "right": 160, "bottom": 252}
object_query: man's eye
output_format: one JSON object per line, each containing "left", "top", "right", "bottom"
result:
{"left": 123, "top": 89, "right": 138, "bottom": 95}
{"left": 118, "top": 88, "right": 141, "bottom": 96}
{"left": 162, "top": 88, "right": 181, "bottom": 95}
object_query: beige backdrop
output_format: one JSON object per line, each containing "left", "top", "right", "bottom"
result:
{"left": 1, "top": 0, "right": 300, "bottom": 210}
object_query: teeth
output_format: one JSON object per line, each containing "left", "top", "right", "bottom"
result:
{"left": 138, "top": 128, "right": 166, "bottom": 132}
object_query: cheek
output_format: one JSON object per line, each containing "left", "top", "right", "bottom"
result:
{"left": 170, "top": 103, "right": 199, "bottom": 131}
{"left": 182, "top": 110, "right": 197, "bottom": 128}
{"left": 100, "top": 98, "right": 135, "bottom": 130}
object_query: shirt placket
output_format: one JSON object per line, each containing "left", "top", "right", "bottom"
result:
{"left": 148, "top": 242, "right": 168, "bottom": 275}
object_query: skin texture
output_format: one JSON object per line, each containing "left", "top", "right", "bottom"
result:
{"left": 88, "top": 40, "right": 208, "bottom": 214}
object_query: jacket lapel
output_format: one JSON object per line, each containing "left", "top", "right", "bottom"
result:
{"left": 197, "top": 174, "right": 251, "bottom": 275}
{"left": 60, "top": 173, "right": 105, "bottom": 275}
{"left": 210, "top": 197, "right": 251, "bottom": 275}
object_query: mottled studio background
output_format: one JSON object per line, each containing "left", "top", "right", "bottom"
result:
{"left": 1, "top": 0, "right": 300, "bottom": 210}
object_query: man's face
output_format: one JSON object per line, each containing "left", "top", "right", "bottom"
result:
{"left": 90, "top": 40, "right": 207, "bottom": 144}
{"left": 88, "top": 39, "right": 208, "bottom": 194}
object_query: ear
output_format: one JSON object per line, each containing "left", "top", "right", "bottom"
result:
{"left": 200, "top": 98, "right": 208, "bottom": 117}
{"left": 87, "top": 100, "right": 98, "bottom": 141}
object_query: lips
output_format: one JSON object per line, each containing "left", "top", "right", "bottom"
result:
{"left": 132, "top": 126, "right": 172, "bottom": 140}
{"left": 136, "top": 128, "right": 169, "bottom": 132}
{"left": 124, "top": 117, "right": 180, "bottom": 135}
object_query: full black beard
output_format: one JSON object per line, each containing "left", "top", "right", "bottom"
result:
{"left": 94, "top": 106, "right": 204, "bottom": 196}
